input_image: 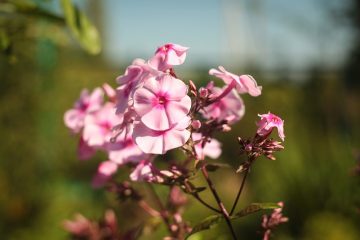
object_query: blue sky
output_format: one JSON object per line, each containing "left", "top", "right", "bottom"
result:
{"left": 100, "top": 0, "right": 351, "bottom": 72}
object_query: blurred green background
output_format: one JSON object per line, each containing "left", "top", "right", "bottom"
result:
{"left": 1, "top": 0, "right": 360, "bottom": 239}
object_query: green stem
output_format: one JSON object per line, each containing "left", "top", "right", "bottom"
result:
{"left": 200, "top": 166, "right": 237, "bottom": 240}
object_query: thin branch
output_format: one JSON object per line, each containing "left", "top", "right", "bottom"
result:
{"left": 200, "top": 166, "right": 237, "bottom": 240}
{"left": 230, "top": 168, "right": 249, "bottom": 215}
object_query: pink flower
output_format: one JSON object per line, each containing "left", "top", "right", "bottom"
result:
{"left": 261, "top": 202, "right": 289, "bottom": 240}
{"left": 133, "top": 74, "right": 191, "bottom": 131}
{"left": 106, "top": 132, "right": 146, "bottom": 165}
{"left": 149, "top": 43, "right": 189, "bottom": 71}
{"left": 115, "top": 59, "right": 161, "bottom": 114}
{"left": 64, "top": 88, "right": 104, "bottom": 133}
{"left": 77, "top": 137, "right": 96, "bottom": 160}
{"left": 209, "top": 66, "right": 262, "bottom": 96}
{"left": 102, "top": 83, "right": 116, "bottom": 100}
{"left": 129, "top": 160, "right": 158, "bottom": 182}
{"left": 83, "top": 103, "right": 123, "bottom": 147}
{"left": 192, "top": 133, "right": 222, "bottom": 160}
{"left": 116, "top": 64, "right": 144, "bottom": 86}
{"left": 203, "top": 86, "right": 245, "bottom": 124}
{"left": 92, "top": 161, "right": 118, "bottom": 188}
{"left": 257, "top": 112, "right": 285, "bottom": 141}
{"left": 132, "top": 117, "right": 191, "bottom": 154}
{"left": 63, "top": 213, "right": 93, "bottom": 236}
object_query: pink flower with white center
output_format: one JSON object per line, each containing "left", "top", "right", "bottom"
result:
{"left": 257, "top": 112, "right": 285, "bottom": 141}
{"left": 83, "top": 103, "right": 123, "bottom": 147}
{"left": 132, "top": 116, "right": 191, "bottom": 154}
{"left": 92, "top": 160, "right": 118, "bottom": 188}
{"left": 129, "top": 160, "right": 158, "bottom": 182}
{"left": 209, "top": 66, "right": 262, "bottom": 97}
{"left": 133, "top": 74, "right": 191, "bottom": 131}
{"left": 105, "top": 131, "right": 147, "bottom": 165}
{"left": 192, "top": 133, "right": 222, "bottom": 160}
{"left": 149, "top": 43, "right": 189, "bottom": 71}
{"left": 115, "top": 59, "right": 161, "bottom": 114}
{"left": 64, "top": 88, "right": 104, "bottom": 133}
{"left": 203, "top": 86, "right": 245, "bottom": 124}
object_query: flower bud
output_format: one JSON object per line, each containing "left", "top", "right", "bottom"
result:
{"left": 199, "top": 87, "right": 209, "bottom": 98}
{"left": 191, "top": 120, "right": 202, "bottom": 129}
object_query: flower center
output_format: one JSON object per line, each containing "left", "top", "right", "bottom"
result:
{"left": 158, "top": 96, "right": 167, "bottom": 105}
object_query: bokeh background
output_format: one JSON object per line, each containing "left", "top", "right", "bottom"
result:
{"left": 1, "top": 0, "right": 360, "bottom": 239}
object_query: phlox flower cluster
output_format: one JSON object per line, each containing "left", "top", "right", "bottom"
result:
{"left": 64, "top": 43, "right": 288, "bottom": 240}
{"left": 64, "top": 43, "right": 283, "bottom": 188}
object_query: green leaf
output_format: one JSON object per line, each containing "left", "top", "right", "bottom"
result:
{"left": 0, "top": 29, "right": 10, "bottom": 51}
{"left": 186, "top": 214, "right": 223, "bottom": 239}
{"left": 234, "top": 202, "right": 280, "bottom": 218}
{"left": 185, "top": 203, "right": 280, "bottom": 239}
{"left": 60, "top": 0, "right": 101, "bottom": 54}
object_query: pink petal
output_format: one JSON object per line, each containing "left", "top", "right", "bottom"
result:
{"left": 141, "top": 105, "right": 170, "bottom": 130}
{"left": 87, "top": 87, "right": 104, "bottom": 112}
{"left": 92, "top": 161, "right": 118, "bottom": 188}
{"left": 165, "top": 96, "right": 191, "bottom": 125}
{"left": 83, "top": 124, "right": 105, "bottom": 146}
{"left": 166, "top": 49, "right": 184, "bottom": 65}
{"left": 158, "top": 75, "right": 188, "bottom": 100}
{"left": 238, "top": 75, "right": 262, "bottom": 96}
{"left": 116, "top": 65, "right": 143, "bottom": 85}
{"left": 78, "top": 137, "right": 96, "bottom": 160}
{"left": 64, "top": 109, "right": 84, "bottom": 133}
{"left": 133, "top": 87, "right": 157, "bottom": 116}
{"left": 133, "top": 123, "right": 164, "bottom": 154}
{"left": 163, "top": 126, "right": 190, "bottom": 152}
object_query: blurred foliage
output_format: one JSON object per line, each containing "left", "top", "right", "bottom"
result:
{"left": 0, "top": 0, "right": 101, "bottom": 60}
{"left": 1, "top": 1, "right": 360, "bottom": 240}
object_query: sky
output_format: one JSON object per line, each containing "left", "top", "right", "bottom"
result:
{"left": 100, "top": 0, "right": 352, "bottom": 72}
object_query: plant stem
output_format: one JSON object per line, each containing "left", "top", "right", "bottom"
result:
{"left": 146, "top": 184, "right": 173, "bottom": 235}
{"left": 183, "top": 179, "right": 221, "bottom": 213}
{"left": 200, "top": 166, "right": 237, "bottom": 240}
{"left": 192, "top": 193, "right": 222, "bottom": 213}
{"left": 230, "top": 168, "right": 249, "bottom": 215}
{"left": 138, "top": 200, "right": 160, "bottom": 217}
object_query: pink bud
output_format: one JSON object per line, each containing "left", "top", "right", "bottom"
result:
{"left": 191, "top": 120, "right": 201, "bottom": 129}
{"left": 199, "top": 87, "right": 209, "bottom": 98}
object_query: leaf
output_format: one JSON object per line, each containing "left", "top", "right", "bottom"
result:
{"left": 234, "top": 202, "right": 280, "bottom": 218}
{"left": 0, "top": 29, "right": 10, "bottom": 51}
{"left": 185, "top": 215, "right": 223, "bottom": 239}
{"left": 185, "top": 203, "right": 280, "bottom": 239}
{"left": 61, "top": 0, "right": 101, "bottom": 54}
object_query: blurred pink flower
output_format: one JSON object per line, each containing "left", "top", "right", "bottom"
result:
{"left": 203, "top": 86, "right": 245, "bottom": 124}
{"left": 115, "top": 59, "right": 161, "bottom": 114}
{"left": 149, "top": 43, "right": 188, "bottom": 71}
{"left": 106, "top": 132, "right": 146, "bottom": 165}
{"left": 83, "top": 103, "right": 123, "bottom": 147}
{"left": 64, "top": 88, "right": 104, "bottom": 133}
{"left": 192, "top": 133, "right": 222, "bottom": 160}
{"left": 209, "top": 66, "right": 262, "bottom": 97}
{"left": 133, "top": 117, "right": 191, "bottom": 154}
{"left": 261, "top": 202, "right": 289, "bottom": 240}
{"left": 257, "top": 112, "right": 285, "bottom": 141}
{"left": 63, "top": 213, "right": 93, "bottom": 237}
{"left": 133, "top": 74, "right": 191, "bottom": 131}
{"left": 92, "top": 160, "right": 118, "bottom": 188}
{"left": 77, "top": 137, "right": 96, "bottom": 160}
{"left": 129, "top": 160, "right": 158, "bottom": 182}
